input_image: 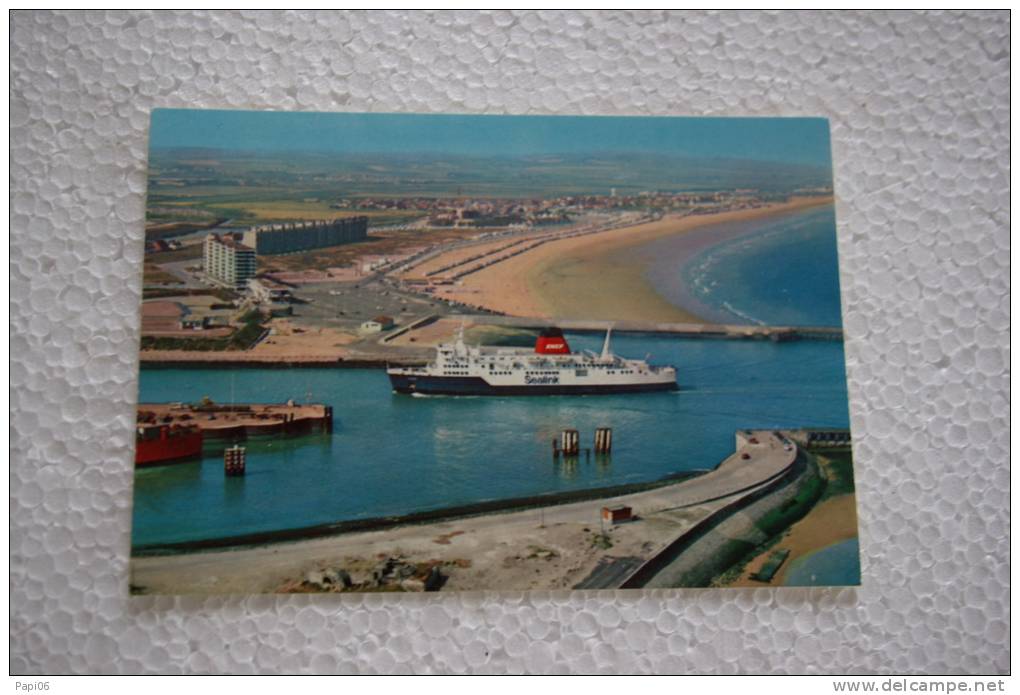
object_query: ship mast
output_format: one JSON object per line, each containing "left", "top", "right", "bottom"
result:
{"left": 454, "top": 321, "right": 467, "bottom": 356}
{"left": 600, "top": 326, "right": 613, "bottom": 359}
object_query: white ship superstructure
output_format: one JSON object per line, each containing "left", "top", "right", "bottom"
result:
{"left": 387, "top": 327, "right": 677, "bottom": 396}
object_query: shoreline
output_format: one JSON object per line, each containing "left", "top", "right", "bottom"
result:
{"left": 635, "top": 202, "right": 833, "bottom": 325}
{"left": 130, "top": 431, "right": 800, "bottom": 594}
{"left": 434, "top": 196, "right": 834, "bottom": 323}
{"left": 138, "top": 196, "right": 837, "bottom": 367}
{"left": 782, "top": 536, "right": 860, "bottom": 586}
{"left": 721, "top": 492, "right": 859, "bottom": 587}
{"left": 137, "top": 320, "right": 844, "bottom": 368}
{"left": 132, "top": 469, "right": 705, "bottom": 556}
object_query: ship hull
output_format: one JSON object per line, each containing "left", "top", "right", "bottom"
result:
{"left": 389, "top": 374, "right": 678, "bottom": 396}
{"left": 135, "top": 430, "right": 204, "bottom": 467}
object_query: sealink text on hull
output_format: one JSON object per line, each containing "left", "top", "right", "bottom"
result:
{"left": 387, "top": 327, "right": 678, "bottom": 396}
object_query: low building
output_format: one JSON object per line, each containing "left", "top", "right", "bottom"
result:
{"left": 204, "top": 315, "right": 232, "bottom": 328}
{"left": 601, "top": 505, "right": 633, "bottom": 524}
{"left": 360, "top": 316, "right": 395, "bottom": 334}
{"left": 204, "top": 234, "right": 256, "bottom": 289}
{"left": 246, "top": 278, "right": 292, "bottom": 304}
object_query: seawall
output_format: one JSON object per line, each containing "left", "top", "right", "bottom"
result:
{"left": 131, "top": 470, "right": 706, "bottom": 556}
{"left": 622, "top": 450, "right": 823, "bottom": 589}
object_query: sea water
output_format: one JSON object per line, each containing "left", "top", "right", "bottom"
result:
{"left": 132, "top": 335, "right": 851, "bottom": 547}
{"left": 783, "top": 538, "right": 861, "bottom": 586}
{"left": 645, "top": 205, "right": 843, "bottom": 327}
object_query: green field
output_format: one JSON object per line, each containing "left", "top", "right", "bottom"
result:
{"left": 146, "top": 148, "right": 832, "bottom": 227}
{"left": 147, "top": 189, "right": 425, "bottom": 228}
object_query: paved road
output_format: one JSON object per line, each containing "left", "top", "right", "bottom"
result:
{"left": 648, "top": 432, "right": 796, "bottom": 511}
{"left": 132, "top": 430, "right": 798, "bottom": 593}
{"left": 289, "top": 280, "right": 437, "bottom": 332}
{"left": 574, "top": 556, "right": 645, "bottom": 589}
{"left": 640, "top": 448, "right": 812, "bottom": 589}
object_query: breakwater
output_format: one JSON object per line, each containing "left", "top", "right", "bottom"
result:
{"left": 620, "top": 450, "right": 816, "bottom": 589}
{"left": 455, "top": 315, "right": 843, "bottom": 341}
{"left": 132, "top": 334, "right": 851, "bottom": 547}
{"left": 137, "top": 317, "right": 843, "bottom": 372}
{"left": 132, "top": 470, "right": 704, "bottom": 556}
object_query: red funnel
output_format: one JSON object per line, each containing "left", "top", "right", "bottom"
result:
{"left": 535, "top": 327, "right": 570, "bottom": 354}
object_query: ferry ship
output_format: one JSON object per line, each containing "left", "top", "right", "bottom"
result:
{"left": 387, "top": 326, "right": 677, "bottom": 396}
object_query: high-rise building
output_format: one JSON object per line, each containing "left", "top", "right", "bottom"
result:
{"left": 241, "top": 216, "right": 368, "bottom": 255}
{"left": 204, "top": 234, "right": 256, "bottom": 289}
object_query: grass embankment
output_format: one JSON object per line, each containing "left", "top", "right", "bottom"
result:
{"left": 756, "top": 457, "right": 827, "bottom": 537}
{"left": 140, "top": 309, "right": 266, "bottom": 352}
{"left": 815, "top": 448, "right": 855, "bottom": 500}
{"left": 659, "top": 452, "right": 824, "bottom": 588}
{"left": 713, "top": 446, "right": 856, "bottom": 586}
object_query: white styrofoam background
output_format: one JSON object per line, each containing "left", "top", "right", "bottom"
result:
{"left": 9, "top": 10, "right": 1009, "bottom": 674}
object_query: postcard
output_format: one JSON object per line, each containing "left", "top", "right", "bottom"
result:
{"left": 130, "top": 109, "right": 858, "bottom": 594}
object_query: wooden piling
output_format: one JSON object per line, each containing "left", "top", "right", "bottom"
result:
{"left": 224, "top": 445, "right": 246, "bottom": 476}
{"left": 561, "top": 429, "right": 579, "bottom": 456}
{"left": 594, "top": 427, "right": 613, "bottom": 454}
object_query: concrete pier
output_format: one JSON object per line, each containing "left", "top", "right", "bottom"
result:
{"left": 447, "top": 314, "right": 843, "bottom": 341}
{"left": 137, "top": 402, "right": 333, "bottom": 442}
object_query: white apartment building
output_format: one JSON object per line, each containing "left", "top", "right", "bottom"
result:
{"left": 204, "top": 234, "right": 256, "bottom": 289}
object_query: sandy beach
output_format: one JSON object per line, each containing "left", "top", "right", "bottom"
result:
{"left": 722, "top": 493, "right": 858, "bottom": 588}
{"left": 432, "top": 197, "right": 833, "bottom": 323}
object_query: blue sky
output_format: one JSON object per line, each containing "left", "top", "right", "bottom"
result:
{"left": 150, "top": 109, "right": 831, "bottom": 167}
